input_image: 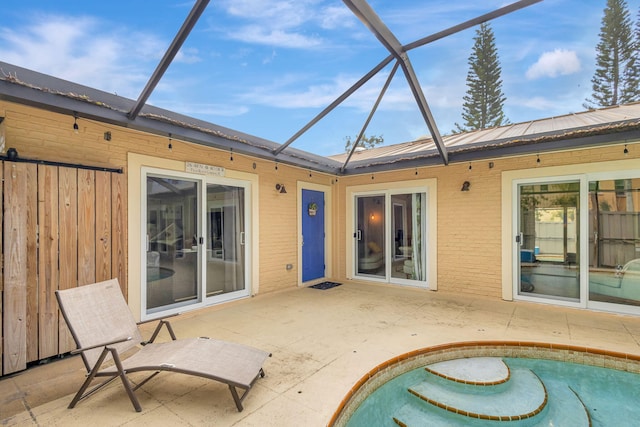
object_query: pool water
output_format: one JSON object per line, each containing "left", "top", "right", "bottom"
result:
{"left": 346, "top": 357, "right": 640, "bottom": 426}
{"left": 146, "top": 266, "right": 174, "bottom": 281}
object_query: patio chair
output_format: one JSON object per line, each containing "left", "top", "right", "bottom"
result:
{"left": 55, "top": 278, "right": 271, "bottom": 412}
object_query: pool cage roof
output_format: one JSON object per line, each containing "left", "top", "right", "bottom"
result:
{"left": 2, "top": 0, "right": 640, "bottom": 176}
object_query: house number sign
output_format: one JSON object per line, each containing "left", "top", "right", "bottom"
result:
{"left": 186, "top": 162, "right": 225, "bottom": 177}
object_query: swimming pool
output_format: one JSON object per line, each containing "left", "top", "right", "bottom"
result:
{"left": 328, "top": 342, "right": 640, "bottom": 427}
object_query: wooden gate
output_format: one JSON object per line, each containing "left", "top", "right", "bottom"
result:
{"left": 1, "top": 161, "right": 126, "bottom": 376}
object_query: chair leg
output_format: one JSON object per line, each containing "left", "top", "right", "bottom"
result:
{"left": 68, "top": 347, "right": 142, "bottom": 412}
{"left": 69, "top": 348, "right": 111, "bottom": 409}
{"left": 110, "top": 348, "right": 142, "bottom": 412}
{"left": 228, "top": 369, "right": 267, "bottom": 412}
{"left": 228, "top": 385, "right": 247, "bottom": 412}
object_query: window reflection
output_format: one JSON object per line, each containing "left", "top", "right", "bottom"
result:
{"left": 589, "top": 179, "right": 640, "bottom": 306}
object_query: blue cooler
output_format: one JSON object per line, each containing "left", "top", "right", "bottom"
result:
{"left": 520, "top": 249, "right": 535, "bottom": 263}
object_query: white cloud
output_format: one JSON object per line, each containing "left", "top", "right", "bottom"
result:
{"left": 221, "top": 0, "right": 312, "bottom": 24}
{"left": 216, "top": 0, "right": 356, "bottom": 49}
{"left": 263, "top": 50, "right": 277, "bottom": 65}
{"left": 319, "top": 6, "right": 356, "bottom": 30}
{"left": 526, "top": 49, "right": 581, "bottom": 80}
{"left": 175, "top": 47, "right": 202, "bottom": 64}
{"left": 510, "top": 95, "right": 559, "bottom": 110}
{"left": 0, "top": 14, "right": 171, "bottom": 98}
{"left": 236, "top": 72, "right": 417, "bottom": 112}
{"left": 156, "top": 101, "right": 249, "bottom": 117}
{"left": 226, "top": 26, "right": 322, "bottom": 49}
{"left": 237, "top": 74, "right": 349, "bottom": 109}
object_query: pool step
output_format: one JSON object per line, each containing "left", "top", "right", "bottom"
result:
{"left": 391, "top": 357, "right": 591, "bottom": 426}
{"left": 425, "top": 357, "right": 510, "bottom": 385}
{"left": 393, "top": 383, "right": 589, "bottom": 426}
{"left": 408, "top": 367, "right": 546, "bottom": 421}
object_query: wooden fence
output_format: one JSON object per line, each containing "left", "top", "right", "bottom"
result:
{"left": 592, "top": 211, "right": 640, "bottom": 267}
{"left": 1, "top": 161, "right": 126, "bottom": 376}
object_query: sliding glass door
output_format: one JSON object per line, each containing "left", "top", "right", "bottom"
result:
{"left": 205, "top": 183, "right": 246, "bottom": 298}
{"left": 588, "top": 178, "right": 640, "bottom": 307}
{"left": 146, "top": 176, "right": 199, "bottom": 312}
{"left": 144, "top": 170, "right": 250, "bottom": 316}
{"left": 517, "top": 181, "right": 580, "bottom": 301}
{"left": 514, "top": 173, "right": 640, "bottom": 314}
{"left": 354, "top": 190, "right": 427, "bottom": 285}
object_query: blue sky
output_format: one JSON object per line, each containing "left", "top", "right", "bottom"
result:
{"left": 1, "top": 0, "right": 638, "bottom": 155}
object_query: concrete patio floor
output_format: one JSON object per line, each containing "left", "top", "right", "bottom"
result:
{"left": 3, "top": 281, "right": 640, "bottom": 426}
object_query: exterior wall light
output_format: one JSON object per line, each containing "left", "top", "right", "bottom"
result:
{"left": 73, "top": 112, "right": 79, "bottom": 133}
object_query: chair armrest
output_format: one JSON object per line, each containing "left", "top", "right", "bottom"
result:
{"left": 142, "top": 319, "right": 178, "bottom": 344}
{"left": 137, "top": 312, "right": 179, "bottom": 325}
{"left": 71, "top": 336, "right": 132, "bottom": 354}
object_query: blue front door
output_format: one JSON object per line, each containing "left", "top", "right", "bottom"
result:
{"left": 302, "top": 189, "right": 325, "bottom": 282}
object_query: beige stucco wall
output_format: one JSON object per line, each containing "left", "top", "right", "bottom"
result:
{"left": 3, "top": 99, "right": 640, "bottom": 311}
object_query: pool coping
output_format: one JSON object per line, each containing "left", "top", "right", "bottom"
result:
{"left": 327, "top": 340, "right": 640, "bottom": 427}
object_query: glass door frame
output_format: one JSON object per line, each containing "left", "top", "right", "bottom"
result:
{"left": 351, "top": 187, "right": 428, "bottom": 287}
{"left": 513, "top": 171, "right": 640, "bottom": 315}
{"left": 512, "top": 174, "right": 587, "bottom": 309}
{"left": 204, "top": 178, "right": 252, "bottom": 305}
{"left": 141, "top": 167, "right": 252, "bottom": 320}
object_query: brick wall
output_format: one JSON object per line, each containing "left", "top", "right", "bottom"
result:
{"left": 2, "top": 99, "right": 638, "bottom": 302}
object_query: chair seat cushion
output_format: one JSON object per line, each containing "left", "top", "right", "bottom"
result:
{"left": 102, "top": 337, "right": 270, "bottom": 388}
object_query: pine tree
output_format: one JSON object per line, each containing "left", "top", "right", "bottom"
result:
{"left": 625, "top": 8, "right": 640, "bottom": 101}
{"left": 586, "top": 0, "right": 639, "bottom": 107}
{"left": 454, "top": 22, "right": 508, "bottom": 133}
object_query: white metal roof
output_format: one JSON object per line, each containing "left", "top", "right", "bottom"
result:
{"left": 329, "top": 103, "right": 640, "bottom": 163}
